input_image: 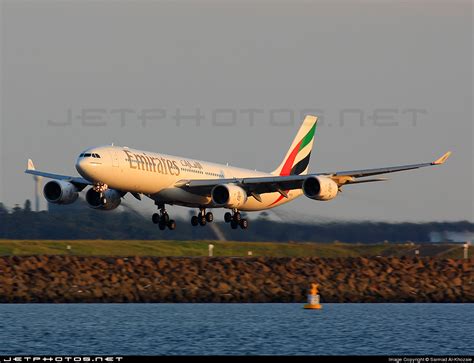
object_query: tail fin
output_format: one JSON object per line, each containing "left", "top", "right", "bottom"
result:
{"left": 271, "top": 115, "right": 318, "bottom": 176}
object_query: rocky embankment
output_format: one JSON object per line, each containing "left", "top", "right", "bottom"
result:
{"left": 0, "top": 256, "right": 472, "bottom": 303}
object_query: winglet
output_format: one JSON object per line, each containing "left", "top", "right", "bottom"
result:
{"left": 432, "top": 151, "right": 452, "bottom": 165}
{"left": 27, "top": 159, "right": 36, "bottom": 171}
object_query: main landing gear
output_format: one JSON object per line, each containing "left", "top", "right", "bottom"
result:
{"left": 152, "top": 204, "right": 176, "bottom": 230}
{"left": 224, "top": 209, "right": 248, "bottom": 230}
{"left": 191, "top": 208, "right": 214, "bottom": 227}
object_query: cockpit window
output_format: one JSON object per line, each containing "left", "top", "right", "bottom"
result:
{"left": 80, "top": 152, "right": 100, "bottom": 158}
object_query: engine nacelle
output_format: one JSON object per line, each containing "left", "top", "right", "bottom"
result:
{"left": 43, "top": 180, "right": 79, "bottom": 205}
{"left": 211, "top": 184, "right": 248, "bottom": 208}
{"left": 302, "top": 176, "right": 339, "bottom": 201}
{"left": 86, "top": 188, "right": 122, "bottom": 210}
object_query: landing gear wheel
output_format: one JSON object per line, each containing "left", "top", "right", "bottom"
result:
{"left": 199, "top": 216, "right": 207, "bottom": 226}
{"left": 167, "top": 220, "right": 176, "bottom": 230}
{"left": 224, "top": 212, "right": 232, "bottom": 223}
{"left": 240, "top": 219, "right": 249, "bottom": 229}
{"left": 205, "top": 212, "right": 214, "bottom": 223}
{"left": 154, "top": 203, "right": 171, "bottom": 228}
{"left": 161, "top": 213, "right": 170, "bottom": 224}
{"left": 234, "top": 212, "right": 241, "bottom": 222}
{"left": 191, "top": 216, "right": 199, "bottom": 226}
{"left": 230, "top": 220, "right": 238, "bottom": 229}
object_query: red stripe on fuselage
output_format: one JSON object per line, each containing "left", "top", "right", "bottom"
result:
{"left": 269, "top": 194, "right": 285, "bottom": 206}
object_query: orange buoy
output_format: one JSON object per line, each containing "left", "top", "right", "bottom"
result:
{"left": 304, "top": 283, "right": 322, "bottom": 309}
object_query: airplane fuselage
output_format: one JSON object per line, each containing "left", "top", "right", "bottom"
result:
{"left": 76, "top": 145, "right": 302, "bottom": 211}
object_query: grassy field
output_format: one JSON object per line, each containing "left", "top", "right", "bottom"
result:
{"left": 0, "top": 240, "right": 467, "bottom": 258}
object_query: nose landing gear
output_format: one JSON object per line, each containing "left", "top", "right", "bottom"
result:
{"left": 152, "top": 204, "right": 176, "bottom": 230}
{"left": 93, "top": 182, "right": 109, "bottom": 205}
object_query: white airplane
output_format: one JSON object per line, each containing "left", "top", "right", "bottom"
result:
{"left": 25, "top": 115, "right": 451, "bottom": 231}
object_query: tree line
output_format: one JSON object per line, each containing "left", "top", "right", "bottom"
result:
{"left": 0, "top": 200, "right": 472, "bottom": 242}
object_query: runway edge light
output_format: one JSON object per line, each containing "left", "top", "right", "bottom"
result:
{"left": 304, "top": 283, "right": 322, "bottom": 310}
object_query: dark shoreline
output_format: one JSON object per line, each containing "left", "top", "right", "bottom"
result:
{"left": 0, "top": 256, "right": 472, "bottom": 303}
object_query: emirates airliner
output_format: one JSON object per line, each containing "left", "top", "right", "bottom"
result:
{"left": 25, "top": 115, "right": 451, "bottom": 230}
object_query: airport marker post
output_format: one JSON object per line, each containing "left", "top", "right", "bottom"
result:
{"left": 464, "top": 242, "right": 470, "bottom": 259}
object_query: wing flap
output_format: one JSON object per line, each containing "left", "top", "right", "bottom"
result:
{"left": 331, "top": 163, "right": 429, "bottom": 179}
{"left": 343, "top": 177, "right": 388, "bottom": 185}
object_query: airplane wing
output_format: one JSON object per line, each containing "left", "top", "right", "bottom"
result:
{"left": 24, "top": 159, "right": 91, "bottom": 190}
{"left": 328, "top": 151, "right": 452, "bottom": 186}
{"left": 175, "top": 151, "right": 452, "bottom": 197}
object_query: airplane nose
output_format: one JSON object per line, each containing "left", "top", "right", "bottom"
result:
{"left": 76, "top": 153, "right": 104, "bottom": 181}
{"left": 75, "top": 157, "right": 89, "bottom": 175}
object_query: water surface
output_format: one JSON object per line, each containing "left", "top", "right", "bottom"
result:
{"left": 0, "top": 304, "right": 472, "bottom": 355}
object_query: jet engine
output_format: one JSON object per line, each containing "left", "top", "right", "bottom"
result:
{"left": 86, "top": 188, "right": 122, "bottom": 210}
{"left": 43, "top": 180, "right": 79, "bottom": 205}
{"left": 302, "top": 176, "right": 338, "bottom": 201}
{"left": 211, "top": 184, "right": 248, "bottom": 208}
